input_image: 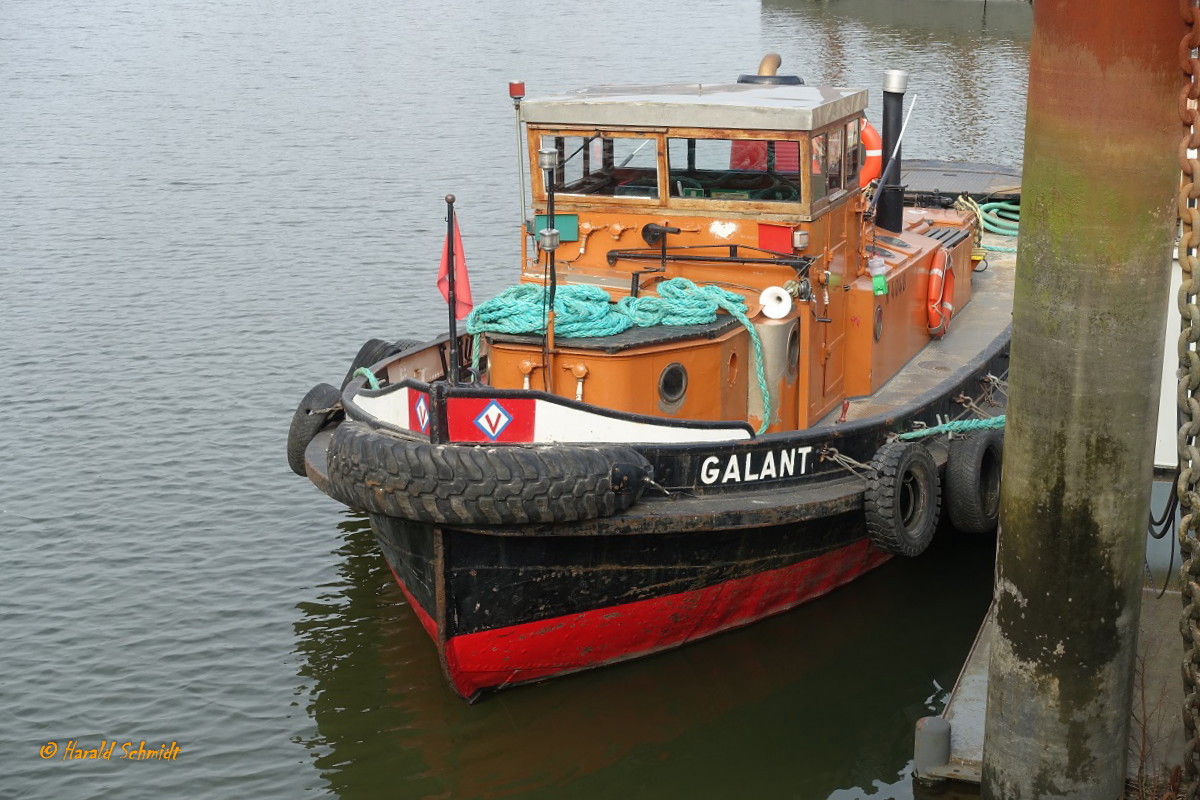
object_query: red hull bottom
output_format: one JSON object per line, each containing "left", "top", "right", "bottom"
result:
{"left": 392, "top": 539, "right": 889, "bottom": 699}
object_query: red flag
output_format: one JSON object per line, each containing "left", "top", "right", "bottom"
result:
{"left": 438, "top": 215, "right": 474, "bottom": 320}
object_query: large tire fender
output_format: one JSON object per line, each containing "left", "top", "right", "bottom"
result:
{"left": 288, "top": 383, "right": 342, "bottom": 477}
{"left": 864, "top": 440, "right": 942, "bottom": 557}
{"left": 326, "top": 421, "right": 654, "bottom": 525}
{"left": 341, "top": 338, "right": 424, "bottom": 390}
{"left": 945, "top": 430, "right": 1003, "bottom": 535}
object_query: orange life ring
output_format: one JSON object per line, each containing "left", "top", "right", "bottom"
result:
{"left": 859, "top": 121, "right": 883, "bottom": 188}
{"left": 927, "top": 248, "right": 955, "bottom": 337}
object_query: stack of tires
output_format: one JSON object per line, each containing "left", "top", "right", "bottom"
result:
{"left": 864, "top": 429, "right": 1003, "bottom": 557}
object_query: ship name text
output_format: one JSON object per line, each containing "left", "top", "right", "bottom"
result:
{"left": 699, "top": 446, "right": 814, "bottom": 485}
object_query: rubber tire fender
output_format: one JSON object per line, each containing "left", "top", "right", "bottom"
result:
{"left": 864, "top": 440, "right": 942, "bottom": 557}
{"left": 341, "top": 338, "right": 424, "bottom": 390}
{"left": 287, "top": 382, "right": 342, "bottom": 477}
{"left": 325, "top": 420, "right": 653, "bottom": 525}
{"left": 945, "top": 430, "right": 1003, "bottom": 535}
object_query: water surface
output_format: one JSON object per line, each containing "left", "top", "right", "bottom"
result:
{"left": 1, "top": 1, "right": 1032, "bottom": 797}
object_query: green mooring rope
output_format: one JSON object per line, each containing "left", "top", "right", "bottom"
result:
{"left": 466, "top": 278, "right": 774, "bottom": 434}
{"left": 896, "top": 415, "right": 1006, "bottom": 440}
{"left": 353, "top": 367, "right": 381, "bottom": 390}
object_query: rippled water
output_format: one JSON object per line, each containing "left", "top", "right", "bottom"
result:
{"left": 2, "top": 1, "right": 1031, "bottom": 797}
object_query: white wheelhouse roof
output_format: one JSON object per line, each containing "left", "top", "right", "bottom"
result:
{"left": 520, "top": 83, "right": 869, "bottom": 133}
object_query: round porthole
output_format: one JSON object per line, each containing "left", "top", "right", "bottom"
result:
{"left": 659, "top": 362, "right": 688, "bottom": 407}
{"left": 874, "top": 305, "right": 884, "bottom": 342}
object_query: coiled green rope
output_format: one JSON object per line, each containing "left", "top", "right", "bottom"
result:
{"left": 896, "top": 415, "right": 1005, "bottom": 440}
{"left": 957, "top": 195, "right": 1019, "bottom": 253}
{"left": 979, "top": 201, "right": 1020, "bottom": 236}
{"left": 465, "top": 284, "right": 632, "bottom": 339}
{"left": 978, "top": 201, "right": 1019, "bottom": 253}
{"left": 466, "top": 278, "right": 774, "bottom": 434}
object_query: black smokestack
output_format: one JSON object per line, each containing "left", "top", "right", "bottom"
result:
{"left": 877, "top": 69, "right": 908, "bottom": 234}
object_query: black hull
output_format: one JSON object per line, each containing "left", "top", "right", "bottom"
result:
{"left": 301, "top": 329, "right": 1010, "bottom": 699}
{"left": 370, "top": 509, "right": 890, "bottom": 700}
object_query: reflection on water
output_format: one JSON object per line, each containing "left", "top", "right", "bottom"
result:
{"left": 294, "top": 515, "right": 451, "bottom": 799}
{"left": 294, "top": 499, "right": 1182, "bottom": 800}
{"left": 761, "top": 0, "right": 1032, "bottom": 167}
{"left": 296, "top": 518, "right": 997, "bottom": 800}
{"left": 765, "top": 0, "right": 1033, "bottom": 39}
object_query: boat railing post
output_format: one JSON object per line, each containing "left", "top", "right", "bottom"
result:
{"left": 537, "top": 147, "right": 560, "bottom": 392}
{"left": 444, "top": 194, "right": 461, "bottom": 385}
{"left": 509, "top": 81, "right": 527, "bottom": 235}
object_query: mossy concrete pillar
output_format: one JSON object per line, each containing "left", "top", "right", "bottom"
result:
{"left": 980, "top": 3, "right": 1183, "bottom": 799}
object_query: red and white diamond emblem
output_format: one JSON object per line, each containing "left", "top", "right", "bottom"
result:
{"left": 474, "top": 401, "right": 512, "bottom": 440}
{"left": 415, "top": 395, "right": 430, "bottom": 433}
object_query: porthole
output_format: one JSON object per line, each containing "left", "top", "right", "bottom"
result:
{"left": 658, "top": 362, "right": 688, "bottom": 407}
{"left": 874, "top": 305, "right": 884, "bottom": 342}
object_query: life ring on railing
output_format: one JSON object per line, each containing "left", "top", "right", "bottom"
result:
{"left": 926, "top": 248, "right": 955, "bottom": 338}
{"left": 859, "top": 121, "right": 883, "bottom": 188}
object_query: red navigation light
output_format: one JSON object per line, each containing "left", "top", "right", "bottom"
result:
{"left": 509, "top": 81, "right": 526, "bottom": 100}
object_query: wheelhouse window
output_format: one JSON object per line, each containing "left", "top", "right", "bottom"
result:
{"left": 665, "top": 136, "right": 802, "bottom": 202}
{"left": 845, "top": 119, "right": 861, "bottom": 185}
{"left": 811, "top": 133, "right": 827, "bottom": 203}
{"left": 826, "top": 128, "right": 844, "bottom": 196}
{"left": 539, "top": 133, "right": 659, "bottom": 198}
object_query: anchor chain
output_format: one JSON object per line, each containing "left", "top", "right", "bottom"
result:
{"left": 1178, "top": 0, "right": 1200, "bottom": 792}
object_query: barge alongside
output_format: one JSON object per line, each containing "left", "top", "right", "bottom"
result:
{"left": 289, "top": 58, "right": 1012, "bottom": 700}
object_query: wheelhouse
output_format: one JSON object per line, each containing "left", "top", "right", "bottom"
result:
{"left": 521, "top": 83, "right": 869, "bottom": 221}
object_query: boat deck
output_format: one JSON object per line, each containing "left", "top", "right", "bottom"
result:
{"left": 819, "top": 231, "right": 1016, "bottom": 428}
{"left": 903, "top": 160, "right": 1022, "bottom": 204}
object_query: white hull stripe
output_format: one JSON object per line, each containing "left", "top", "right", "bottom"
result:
{"left": 356, "top": 388, "right": 751, "bottom": 444}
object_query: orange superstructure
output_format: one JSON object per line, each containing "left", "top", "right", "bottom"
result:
{"left": 480, "top": 66, "right": 977, "bottom": 433}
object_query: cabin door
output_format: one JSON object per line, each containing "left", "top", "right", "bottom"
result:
{"left": 817, "top": 206, "right": 852, "bottom": 407}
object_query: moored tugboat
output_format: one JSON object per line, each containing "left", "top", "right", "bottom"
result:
{"left": 289, "top": 57, "right": 1011, "bottom": 701}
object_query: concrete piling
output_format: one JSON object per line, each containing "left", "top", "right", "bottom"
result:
{"left": 980, "top": 3, "right": 1183, "bottom": 799}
